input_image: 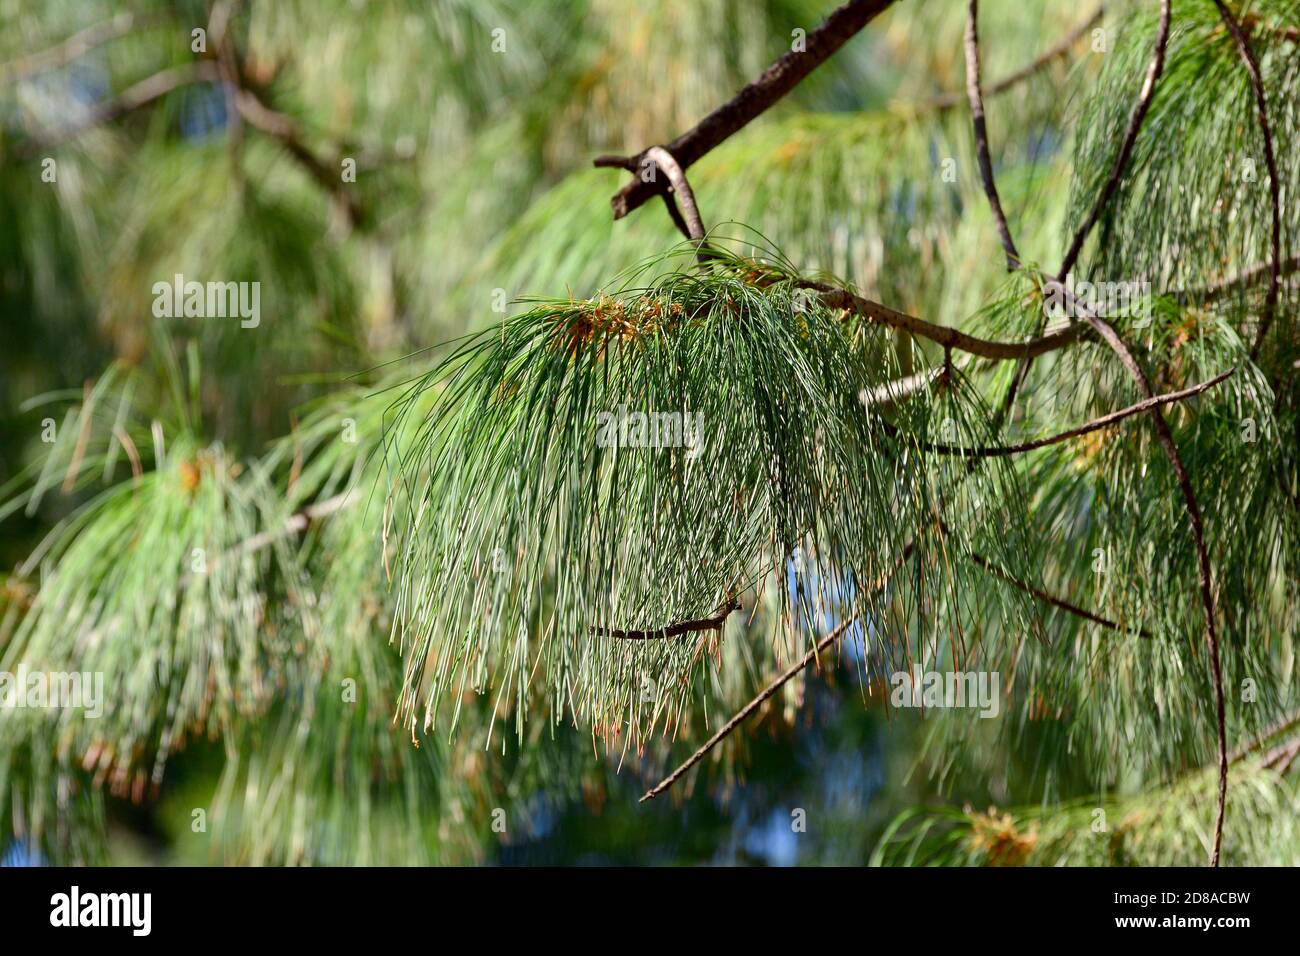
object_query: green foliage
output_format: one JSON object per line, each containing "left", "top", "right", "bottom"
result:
{"left": 874, "top": 758, "right": 1300, "bottom": 866}
{"left": 1, "top": 0, "right": 1296, "bottom": 865}
{"left": 383, "top": 244, "right": 1038, "bottom": 747}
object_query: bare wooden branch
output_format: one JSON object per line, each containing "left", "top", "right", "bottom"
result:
{"left": 640, "top": 147, "right": 706, "bottom": 240}
{"left": 598, "top": 0, "right": 899, "bottom": 220}
{"left": 234, "top": 88, "right": 364, "bottom": 228}
{"left": 641, "top": 539, "right": 916, "bottom": 802}
{"left": 594, "top": 598, "right": 741, "bottom": 642}
{"left": 964, "top": 0, "right": 1020, "bottom": 270}
{"left": 924, "top": 6, "right": 1105, "bottom": 111}
{"left": 965, "top": 552, "right": 1152, "bottom": 637}
{"left": 810, "top": 282, "right": 1082, "bottom": 361}
{"left": 1213, "top": 1, "right": 1283, "bottom": 361}
{"left": 899, "top": 368, "right": 1234, "bottom": 459}
{"left": 22, "top": 61, "right": 220, "bottom": 154}
{"left": 1065, "top": 286, "right": 1229, "bottom": 869}
{"left": 640, "top": 618, "right": 854, "bottom": 801}
{"left": 1057, "top": 0, "right": 1171, "bottom": 278}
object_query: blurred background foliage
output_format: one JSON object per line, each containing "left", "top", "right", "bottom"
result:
{"left": 0, "top": 0, "right": 1296, "bottom": 865}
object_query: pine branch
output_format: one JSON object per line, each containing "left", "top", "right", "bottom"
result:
{"left": 597, "top": 0, "right": 900, "bottom": 220}
{"left": 860, "top": 366, "right": 946, "bottom": 408}
{"left": 176, "top": 490, "right": 358, "bottom": 588}
{"left": 601, "top": 145, "right": 714, "bottom": 263}
{"left": 1212, "top": 1, "right": 1283, "bottom": 361}
{"left": 1058, "top": 0, "right": 1172, "bottom": 278}
{"left": 964, "top": 0, "right": 1021, "bottom": 270}
{"left": 1229, "top": 709, "right": 1300, "bottom": 764}
{"left": 1265, "top": 738, "right": 1300, "bottom": 774}
{"left": 233, "top": 88, "right": 364, "bottom": 228}
{"left": 810, "top": 283, "right": 1082, "bottom": 360}
{"left": 640, "top": 618, "right": 854, "bottom": 802}
{"left": 593, "top": 598, "right": 740, "bottom": 641}
{"left": 898, "top": 368, "right": 1235, "bottom": 459}
{"left": 640, "top": 538, "right": 916, "bottom": 802}
{"left": 21, "top": 62, "right": 221, "bottom": 154}
{"left": 1174, "top": 252, "right": 1300, "bottom": 303}
{"left": 0, "top": 11, "right": 159, "bottom": 84}
{"left": 14, "top": 14, "right": 365, "bottom": 228}
{"left": 924, "top": 6, "right": 1104, "bottom": 111}
{"left": 229, "top": 490, "right": 357, "bottom": 561}
{"left": 639, "top": 147, "right": 705, "bottom": 240}
{"left": 1058, "top": 280, "right": 1229, "bottom": 868}
{"left": 997, "top": 0, "right": 1171, "bottom": 430}
{"left": 964, "top": 552, "right": 1152, "bottom": 637}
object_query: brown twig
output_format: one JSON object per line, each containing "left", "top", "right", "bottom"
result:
{"left": 111, "top": 426, "right": 143, "bottom": 485}
{"left": 170, "top": 490, "right": 354, "bottom": 589}
{"left": 640, "top": 618, "right": 855, "bottom": 801}
{"left": 964, "top": 0, "right": 1020, "bottom": 270}
{"left": 1023, "top": 22, "right": 1219, "bottom": 821}
{"left": 1212, "top": 1, "right": 1283, "bottom": 362}
{"left": 1228, "top": 709, "right": 1300, "bottom": 764}
{"left": 995, "top": 0, "right": 1170, "bottom": 431}
{"left": 924, "top": 6, "right": 1105, "bottom": 111}
{"left": 594, "top": 597, "right": 741, "bottom": 642}
{"left": 178, "top": 489, "right": 356, "bottom": 591}
{"left": 1173, "top": 252, "right": 1300, "bottom": 303}
{"left": 899, "top": 368, "right": 1234, "bottom": 459}
{"left": 965, "top": 552, "right": 1152, "bottom": 637}
{"left": 634, "top": 145, "right": 716, "bottom": 265}
{"left": 640, "top": 147, "right": 705, "bottom": 240}
{"left": 859, "top": 366, "right": 946, "bottom": 408}
{"left": 16, "top": 17, "right": 364, "bottom": 230}
{"left": 229, "top": 490, "right": 357, "bottom": 560}
{"left": 62, "top": 380, "right": 96, "bottom": 493}
{"left": 1266, "top": 737, "right": 1300, "bottom": 774}
{"left": 21, "top": 61, "right": 221, "bottom": 154}
{"left": 1057, "top": 0, "right": 1171, "bottom": 279}
{"left": 811, "top": 283, "right": 1082, "bottom": 361}
{"left": 597, "top": 0, "right": 899, "bottom": 221}
{"left": 1239, "top": 12, "right": 1300, "bottom": 44}
{"left": 641, "top": 539, "right": 916, "bottom": 802}
{"left": 1064, "top": 284, "right": 1229, "bottom": 869}
{"left": 172, "top": 489, "right": 357, "bottom": 589}
{"left": 233, "top": 87, "right": 364, "bottom": 228}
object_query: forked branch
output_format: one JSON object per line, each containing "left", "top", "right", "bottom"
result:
{"left": 22, "top": 62, "right": 220, "bottom": 153}
{"left": 924, "top": 6, "right": 1104, "bottom": 111}
{"left": 997, "top": 0, "right": 1171, "bottom": 430}
{"left": 811, "top": 283, "right": 1082, "bottom": 361}
{"left": 597, "top": 0, "right": 900, "bottom": 220}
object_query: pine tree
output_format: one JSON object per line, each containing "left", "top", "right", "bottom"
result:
{"left": 0, "top": 0, "right": 1295, "bottom": 866}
